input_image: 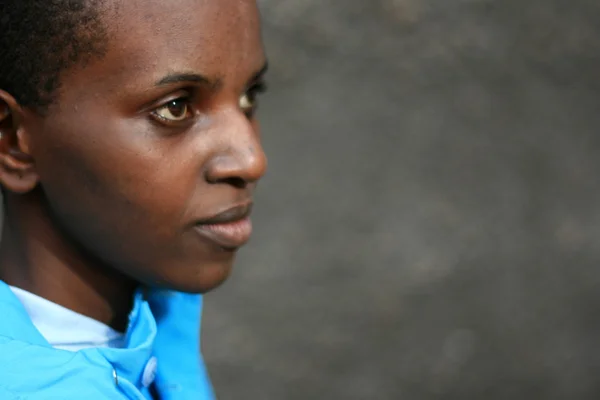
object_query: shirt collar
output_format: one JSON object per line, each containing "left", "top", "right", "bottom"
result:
{"left": 9, "top": 285, "right": 125, "bottom": 351}
{"left": 0, "top": 280, "right": 48, "bottom": 345}
{"left": 97, "top": 290, "right": 157, "bottom": 387}
{"left": 0, "top": 280, "right": 157, "bottom": 389}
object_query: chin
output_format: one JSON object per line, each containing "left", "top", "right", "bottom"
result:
{"left": 165, "top": 257, "right": 235, "bottom": 294}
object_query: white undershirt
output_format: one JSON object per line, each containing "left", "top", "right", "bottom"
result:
{"left": 9, "top": 286, "right": 125, "bottom": 352}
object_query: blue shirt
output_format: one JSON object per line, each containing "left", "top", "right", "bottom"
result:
{"left": 0, "top": 281, "right": 215, "bottom": 399}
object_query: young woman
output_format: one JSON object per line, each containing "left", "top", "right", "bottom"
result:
{"left": 0, "top": 0, "right": 268, "bottom": 398}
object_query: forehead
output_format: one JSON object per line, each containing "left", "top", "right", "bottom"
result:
{"left": 113, "top": 0, "right": 261, "bottom": 55}
{"left": 63, "top": 0, "right": 264, "bottom": 95}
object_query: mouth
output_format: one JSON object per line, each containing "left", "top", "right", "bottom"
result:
{"left": 193, "top": 202, "right": 253, "bottom": 250}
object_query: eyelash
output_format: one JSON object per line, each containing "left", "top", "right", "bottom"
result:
{"left": 242, "top": 81, "right": 268, "bottom": 117}
{"left": 150, "top": 81, "right": 268, "bottom": 126}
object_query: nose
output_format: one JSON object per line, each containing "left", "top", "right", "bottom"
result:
{"left": 204, "top": 109, "right": 267, "bottom": 188}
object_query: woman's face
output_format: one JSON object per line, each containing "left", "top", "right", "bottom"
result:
{"left": 22, "top": 0, "right": 268, "bottom": 292}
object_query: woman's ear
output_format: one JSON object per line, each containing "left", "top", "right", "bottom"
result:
{"left": 0, "top": 90, "right": 38, "bottom": 194}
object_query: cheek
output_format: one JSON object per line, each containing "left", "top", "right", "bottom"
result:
{"left": 34, "top": 117, "right": 196, "bottom": 251}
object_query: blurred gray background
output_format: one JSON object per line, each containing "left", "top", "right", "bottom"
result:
{"left": 203, "top": 1, "right": 600, "bottom": 399}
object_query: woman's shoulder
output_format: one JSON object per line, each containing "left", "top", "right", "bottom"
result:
{"left": 0, "top": 337, "right": 124, "bottom": 398}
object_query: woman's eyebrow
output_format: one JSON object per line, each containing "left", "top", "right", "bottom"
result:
{"left": 154, "top": 61, "right": 268, "bottom": 88}
{"left": 155, "top": 72, "right": 223, "bottom": 89}
{"left": 250, "top": 61, "right": 269, "bottom": 83}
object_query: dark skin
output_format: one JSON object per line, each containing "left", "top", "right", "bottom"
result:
{"left": 0, "top": 0, "right": 267, "bottom": 330}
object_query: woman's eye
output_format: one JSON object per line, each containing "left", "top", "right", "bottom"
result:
{"left": 239, "top": 92, "right": 256, "bottom": 114}
{"left": 154, "top": 99, "right": 192, "bottom": 122}
{"left": 239, "top": 82, "right": 267, "bottom": 116}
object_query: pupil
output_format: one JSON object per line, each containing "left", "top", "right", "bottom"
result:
{"left": 168, "top": 100, "right": 185, "bottom": 117}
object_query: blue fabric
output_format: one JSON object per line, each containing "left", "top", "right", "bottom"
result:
{"left": 0, "top": 281, "right": 215, "bottom": 399}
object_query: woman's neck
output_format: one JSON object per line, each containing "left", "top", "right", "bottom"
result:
{"left": 0, "top": 190, "right": 136, "bottom": 331}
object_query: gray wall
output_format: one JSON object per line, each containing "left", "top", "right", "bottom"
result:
{"left": 203, "top": 1, "right": 600, "bottom": 399}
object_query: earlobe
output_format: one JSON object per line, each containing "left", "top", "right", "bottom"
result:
{"left": 0, "top": 91, "right": 38, "bottom": 194}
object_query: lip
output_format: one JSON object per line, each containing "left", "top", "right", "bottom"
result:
{"left": 193, "top": 203, "right": 253, "bottom": 249}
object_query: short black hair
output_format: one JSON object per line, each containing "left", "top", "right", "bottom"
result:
{"left": 0, "top": 0, "right": 109, "bottom": 111}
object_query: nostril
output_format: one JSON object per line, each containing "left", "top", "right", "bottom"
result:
{"left": 221, "top": 177, "right": 246, "bottom": 189}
